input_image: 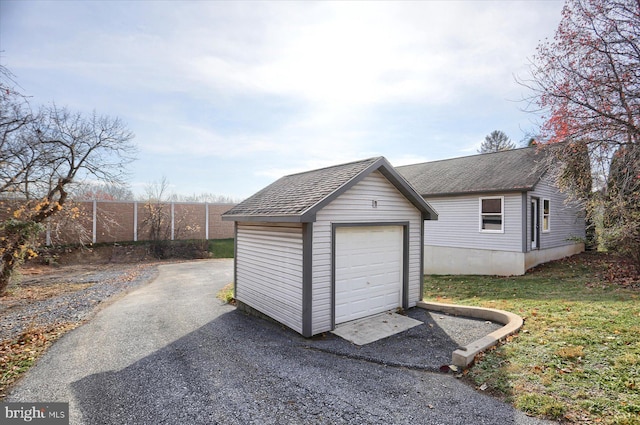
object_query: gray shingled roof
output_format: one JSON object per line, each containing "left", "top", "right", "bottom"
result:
{"left": 396, "top": 147, "right": 551, "bottom": 197}
{"left": 223, "top": 157, "right": 437, "bottom": 222}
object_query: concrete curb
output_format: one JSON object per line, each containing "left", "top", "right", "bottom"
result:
{"left": 416, "top": 300, "right": 524, "bottom": 368}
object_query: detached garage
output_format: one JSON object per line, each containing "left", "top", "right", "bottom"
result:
{"left": 222, "top": 157, "right": 437, "bottom": 337}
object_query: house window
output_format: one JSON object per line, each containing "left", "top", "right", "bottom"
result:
{"left": 542, "top": 199, "right": 550, "bottom": 232}
{"left": 480, "top": 197, "right": 504, "bottom": 232}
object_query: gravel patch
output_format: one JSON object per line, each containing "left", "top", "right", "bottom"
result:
{"left": 0, "top": 264, "right": 159, "bottom": 342}
{"left": 425, "top": 310, "right": 502, "bottom": 347}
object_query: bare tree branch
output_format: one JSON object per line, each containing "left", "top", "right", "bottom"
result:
{"left": 0, "top": 67, "right": 137, "bottom": 294}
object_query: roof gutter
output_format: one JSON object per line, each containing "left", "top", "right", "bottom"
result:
{"left": 221, "top": 214, "right": 308, "bottom": 223}
{"left": 421, "top": 187, "right": 534, "bottom": 198}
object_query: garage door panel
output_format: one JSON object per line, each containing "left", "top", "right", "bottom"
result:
{"left": 335, "top": 226, "right": 403, "bottom": 324}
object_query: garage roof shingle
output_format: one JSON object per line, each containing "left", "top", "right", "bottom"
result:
{"left": 223, "top": 157, "right": 437, "bottom": 223}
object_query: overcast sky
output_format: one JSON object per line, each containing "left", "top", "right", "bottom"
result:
{"left": 0, "top": 0, "right": 563, "bottom": 200}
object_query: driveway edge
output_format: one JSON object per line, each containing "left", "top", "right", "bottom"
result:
{"left": 416, "top": 300, "right": 524, "bottom": 368}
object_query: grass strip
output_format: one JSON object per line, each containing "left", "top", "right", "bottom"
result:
{"left": 208, "top": 238, "right": 234, "bottom": 258}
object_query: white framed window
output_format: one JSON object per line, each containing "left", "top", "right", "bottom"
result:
{"left": 542, "top": 199, "right": 550, "bottom": 232}
{"left": 479, "top": 196, "right": 504, "bottom": 233}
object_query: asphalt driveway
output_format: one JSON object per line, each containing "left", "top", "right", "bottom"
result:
{"left": 8, "top": 259, "right": 555, "bottom": 424}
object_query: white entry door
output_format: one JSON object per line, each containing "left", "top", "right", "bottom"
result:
{"left": 334, "top": 226, "right": 403, "bottom": 324}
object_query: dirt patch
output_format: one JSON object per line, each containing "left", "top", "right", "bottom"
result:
{"left": 37, "top": 244, "right": 154, "bottom": 266}
{"left": 35, "top": 241, "right": 212, "bottom": 266}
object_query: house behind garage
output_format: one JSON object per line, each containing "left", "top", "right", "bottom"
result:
{"left": 397, "top": 146, "right": 586, "bottom": 276}
{"left": 222, "top": 157, "right": 437, "bottom": 337}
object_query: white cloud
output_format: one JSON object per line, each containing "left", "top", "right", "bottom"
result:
{"left": 1, "top": 0, "right": 564, "bottom": 197}
{"left": 388, "top": 154, "right": 433, "bottom": 167}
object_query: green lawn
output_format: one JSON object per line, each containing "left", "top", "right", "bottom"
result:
{"left": 208, "top": 238, "right": 234, "bottom": 258}
{"left": 423, "top": 253, "right": 640, "bottom": 425}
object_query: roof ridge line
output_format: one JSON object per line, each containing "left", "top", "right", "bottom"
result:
{"left": 397, "top": 146, "right": 536, "bottom": 168}
{"left": 284, "top": 156, "right": 383, "bottom": 177}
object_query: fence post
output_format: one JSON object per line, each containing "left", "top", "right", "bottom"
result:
{"left": 205, "top": 202, "right": 209, "bottom": 240}
{"left": 171, "top": 202, "right": 175, "bottom": 241}
{"left": 92, "top": 200, "right": 97, "bottom": 244}
{"left": 133, "top": 201, "right": 138, "bottom": 242}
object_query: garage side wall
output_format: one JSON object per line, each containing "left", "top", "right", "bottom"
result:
{"left": 311, "top": 171, "right": 423, "bottom": 334}
{"left": 235, "top": 222, "right": 304, "bottom": 334}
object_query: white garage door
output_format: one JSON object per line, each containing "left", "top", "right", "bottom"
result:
{"left": 335, "top": 226, "right": 403, "bottom": 324}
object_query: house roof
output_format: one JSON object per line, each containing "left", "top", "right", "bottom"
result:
{"left": 222, "top": 157, "right": 437, "bottom": 223}
{"left": 396, "top": 147, "right": 552, "bottom": 197}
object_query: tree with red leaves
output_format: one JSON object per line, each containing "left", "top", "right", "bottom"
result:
{"left": 524, "top": 0, "right": 640, "bottom": 269}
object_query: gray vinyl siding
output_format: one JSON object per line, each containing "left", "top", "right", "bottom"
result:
{"left": 312, "top": 171, "right": 423, "bottom": 334}
{"left": 528, "top": 175, "right": 586, "bottom": 250}
{"left": 423, "top": 192, "right": 523, "bottom": 252}
{"left": 236, "top": 223, "right": 304, "bottom": 334}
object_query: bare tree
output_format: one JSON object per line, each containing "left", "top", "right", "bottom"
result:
{"left": 142, "top": 177, "right": 172, "bottom": 245}
{"left": 478, "top": 130, "right": 516, "bottom": 153}
{"left": 173, "top": 192, "right": 240, "bottom": 203}
{"left": 0, "top": 66, "right": 136, "bottom": 293}
{"left": 72, "top": 182, "right": 134, "bottom": 201}
{"left": 601, "top": 143, "right": 640, "bottom": 264}
{"left": 140, "top": 177, "right": 203, "bottom": 258}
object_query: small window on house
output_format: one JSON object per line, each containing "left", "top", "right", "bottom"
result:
{"left": 480, "top": 197, "right": 504, "bottom": 232}
{"left": 542, "top": 199, "right": 550, "bottom": 232}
